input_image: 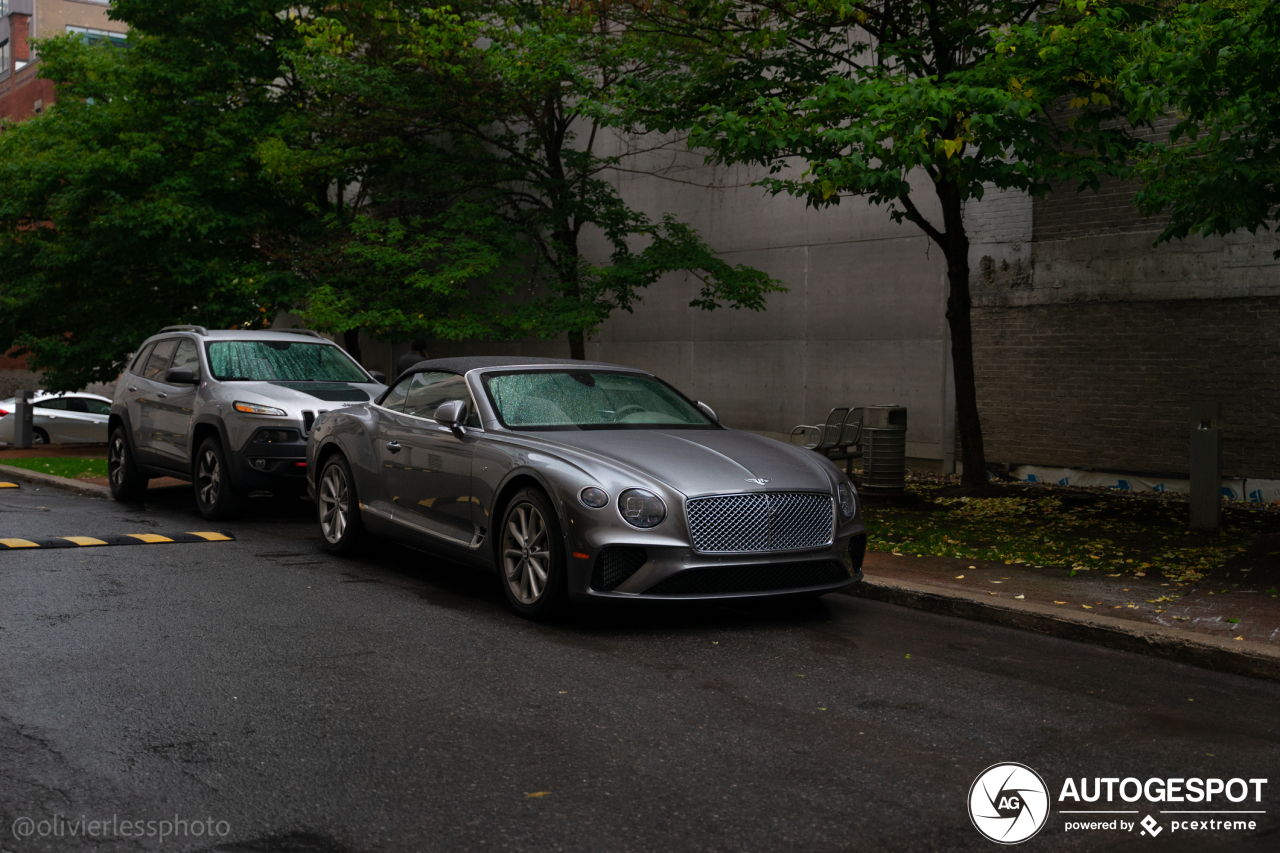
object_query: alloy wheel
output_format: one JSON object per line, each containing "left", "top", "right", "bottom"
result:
{"left": 319, "top": 464, "right": 349, "bottom": 544}
{"left": 108, "top": 437, "right": 125, "bottom": 487}
{"left": 503, "top": 503, "right": 551, "bottom": 605}
{"left": 197, "top": 448, "right": 221, "bottom": 507}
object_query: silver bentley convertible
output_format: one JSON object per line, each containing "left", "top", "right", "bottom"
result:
{"left": 306, "top": 357, "right": 866, "bottom": 618}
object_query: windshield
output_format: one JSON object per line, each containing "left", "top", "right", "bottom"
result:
{"left": 482, "top": 371, "right": 714, "bottom": 431}
{"left": 207, "top": 341, "right": 369, "bottom": 382}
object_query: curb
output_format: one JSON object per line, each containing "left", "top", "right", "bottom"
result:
{"left": 0, "top": 463, "right": 110, "bottom": 499}
{"left": 848, "top": 575, "right": 1280, "bottom": 682}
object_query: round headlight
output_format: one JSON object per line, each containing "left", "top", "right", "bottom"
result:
{"left": 838, "top": 481, "right": 856, "bottom": 518}
{"left": 579, "top": 486, "right": 609, "bottom": 509}
{"left": 618, "top": 488, "right": 666, "bottom": 528}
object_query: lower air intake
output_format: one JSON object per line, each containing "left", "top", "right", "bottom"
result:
{"left": 644, "top": 560, "right": 849, "bottom": 596}
{"left": 590, "top": 546, "right": 647, "bottom": 591}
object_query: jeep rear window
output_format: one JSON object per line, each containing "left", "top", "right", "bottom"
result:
{"left": 206, "top": 341, "right": 368, "bottom": 382}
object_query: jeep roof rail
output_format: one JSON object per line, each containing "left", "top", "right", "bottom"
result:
{"left": 160, "top": 325, "right": 209, "bottom": 335}
{"left": 275, "top": 328, "right": 326, "bottom": 339}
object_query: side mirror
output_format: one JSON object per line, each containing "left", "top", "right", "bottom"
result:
{"left": 367, "top": 370, "right": 387, "bottom": 384}
{"left": 165, "top": 367, "right": 197, "bottom": 385}
{"left": 696, "top": 401, "right": 718, "bottom": 422}
{"left": 433, "top": 399, "right": 466, "bottom": 429}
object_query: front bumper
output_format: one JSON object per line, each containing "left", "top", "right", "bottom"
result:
{"left": 228, "top": 427, "right": 310, "bottom": 492}
{"left": 568, "top": 531, "right": 866, "bottom": 603}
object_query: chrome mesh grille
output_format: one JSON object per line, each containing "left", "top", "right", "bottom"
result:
{"left": 685, "top": 492, "right": 834, "bottom": 553}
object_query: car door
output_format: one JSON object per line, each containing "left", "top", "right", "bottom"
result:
{"left": 150, "top": 339, "right": 202, "bottom": 471}
{"left": 31, "top": 398, "right": 75, "bottom": 443}
{"left": 382, "top": 372, "right": 482, "bottom": 547}
{"left": 134, "top": 338, "right": 179, "bottom": 463}
{"left": 44, "top": 397, "right": 107, "bottom": 443}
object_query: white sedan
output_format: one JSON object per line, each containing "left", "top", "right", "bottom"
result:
{"left": 0, "top": 392, "right": 113, "bottom": 445}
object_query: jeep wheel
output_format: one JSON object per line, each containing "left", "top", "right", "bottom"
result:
{"left": 107, "top": 427, "right": 148, "bottom": 501}
{"left": 194, "top": 437, "right": 244, "bottom": 520}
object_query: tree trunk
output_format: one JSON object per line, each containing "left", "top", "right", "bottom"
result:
{"left": 568, "top": 330, "right": 585, "bottom": 360}
{"left": 937, "top": 187, "right": 988, "bottom": 487}
{"left": 343, "top": 328, "right": 363, "bottom": 366}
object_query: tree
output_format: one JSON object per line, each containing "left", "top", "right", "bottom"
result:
{"left": 0, "top": 1, "right": 311, "bottom": 391}
{"left": 1119, "top": 1, "right": 1280, "bottom": 248}
{"left": 277, "top": 0, "right": 783, "bottom": 359}
{"left": 620, "top": 1, "right": 1137, "bottom": 485}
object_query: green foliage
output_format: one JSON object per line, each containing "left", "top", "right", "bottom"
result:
{"left": 269, "top": 0, "right": 783, "bottom": 355}
{"left": 0, "top": 1, "right": 311, "bottom": 391}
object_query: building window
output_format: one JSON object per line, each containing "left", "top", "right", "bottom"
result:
{"left": 0, "top": 41, "right": 8, "bottom": 76}
{"left": 65, "top": 26, "right": 129, "bottom": 49}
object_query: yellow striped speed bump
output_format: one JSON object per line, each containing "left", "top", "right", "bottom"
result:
{"left": 0, "top": 532, "right": 234, "bottom": 551}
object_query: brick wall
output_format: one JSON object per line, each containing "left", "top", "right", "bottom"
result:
{"left": 973, "top": 296, "right": 1280, "bottom": 479}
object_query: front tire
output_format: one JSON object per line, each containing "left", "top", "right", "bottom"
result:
{"left": 194, "top": 437, "right": 244, "bottom": 520}
{"left": 32, "top": 427, "right": 49, "bottom": 445}
{"left": 498, "top": 488, "right": 569, "bottom": 620}
{"left": 317, "top": 454, "right": 366, "bottom": 555}
{"left": 107, "top": 427, "right": 148, "bottom": 501}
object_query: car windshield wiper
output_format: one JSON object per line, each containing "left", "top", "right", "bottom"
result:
{"left": 216, "top": 376, "right": 257, "bottom": 381}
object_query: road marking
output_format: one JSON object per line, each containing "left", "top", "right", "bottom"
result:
{"left": 0, "top": 482, "right": 19, "bottom": 489}
{"left": 0, "top": 532, "right": 236, "bottom": 551}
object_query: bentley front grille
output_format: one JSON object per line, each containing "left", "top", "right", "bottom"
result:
{"left": 685, "top": 492, "right": 834, "bottom": 553}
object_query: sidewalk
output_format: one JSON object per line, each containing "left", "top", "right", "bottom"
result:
{"left": 851, "top": 532, "right": 1280, "bottom": 679}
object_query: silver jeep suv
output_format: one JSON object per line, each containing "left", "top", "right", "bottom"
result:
{"left": 108, "top": 326, "right": 387, "bottom": 519}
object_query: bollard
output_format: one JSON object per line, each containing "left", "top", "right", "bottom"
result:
{"left": 1189, "top": 402, "right": 1221, "bottom": 531}
{"left": 12, "top": 390, "right": 33, "bottom": 449}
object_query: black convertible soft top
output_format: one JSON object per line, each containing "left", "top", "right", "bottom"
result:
{"left": 397, "top": 355, "right": 638, "bottom": 382}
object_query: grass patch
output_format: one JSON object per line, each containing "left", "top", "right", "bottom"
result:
{"left": 860, "top": 481, "right": 1279, "bottom": 584}
{"left": 2, "top": 457, "right": 108, "bottom": 480}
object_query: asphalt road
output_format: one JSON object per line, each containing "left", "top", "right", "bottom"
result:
{"left": 1, "top": 483, "right": 1277, "bottom": 852}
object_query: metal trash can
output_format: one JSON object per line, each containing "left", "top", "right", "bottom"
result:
{"left": 860, "top": 406, "right": 907, "bottom": 493}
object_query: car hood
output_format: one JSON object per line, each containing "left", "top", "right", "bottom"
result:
{"left": 530, "top": 428, "right": 836, "bottom": 496}
{"left": 227, "top": 381, "right": 384, "bottom": 406}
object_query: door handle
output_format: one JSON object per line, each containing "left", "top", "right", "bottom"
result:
{"left": 128, "top": 386, "right": 138, "bottom": 392}
{"left": 156, "top": 392, "right": 168, "bottom": 399}
{"left": 386, "top": 441, "right": 402, "bottom": 454}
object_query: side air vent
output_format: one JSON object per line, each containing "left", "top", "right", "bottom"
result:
{"left": 590, "top": 546, "right": 648, "bottom": 592}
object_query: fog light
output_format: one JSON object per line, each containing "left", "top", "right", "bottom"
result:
{"left": 250, "top": 458, "right": 267, "bottom": 470}
{"left": 619, "top": 489, "right": 665, "bottom": 528}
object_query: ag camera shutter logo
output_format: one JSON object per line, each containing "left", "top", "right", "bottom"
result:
{"left": 969, "top": 763, "right": 1050, "bottom": 844}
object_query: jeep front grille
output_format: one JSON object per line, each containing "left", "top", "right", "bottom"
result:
{"left": 685, "top": 492, "right": 833, "bottom": 553}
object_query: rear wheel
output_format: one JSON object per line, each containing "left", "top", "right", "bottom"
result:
{"left": 107, "top": 427, "right": 148, "bottom": 501}
{"left": 498, "top": 488, "right": 569, "bottom": 620}
{"left": 32, "top": 427, "right": 49, "bottom": 446}
{"left": 194, "top": 437, "right": 243, "bottom": 520}
{"left": 317, "top": 454, "right": 366, "bottom": 555}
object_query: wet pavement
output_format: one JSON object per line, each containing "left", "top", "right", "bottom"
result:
{"left": 1, "top": 485, "right": 1278, "bottom": 852}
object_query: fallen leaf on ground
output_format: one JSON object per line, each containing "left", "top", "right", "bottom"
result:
{"left": 1234, "top": 636, "right": 1245, "bottom": 641}
{"left": 526, "top": 792, "right": 551, "bottom": 798}
{"left": 1054, "top": 601, "right": 1067, "bottom": 604}
{"left": 1015, "top": 594, "right": 1025, "bottom": 600}
{"left": 1082, "top": 605, "right": 1093, "bottom": 609}
{"left": 955, "top": 575, "right": 964, "bottom": 579}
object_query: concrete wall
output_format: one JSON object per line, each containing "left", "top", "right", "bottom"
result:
{"left": 425, "top": 138, "right": 960, "bottom": 466}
